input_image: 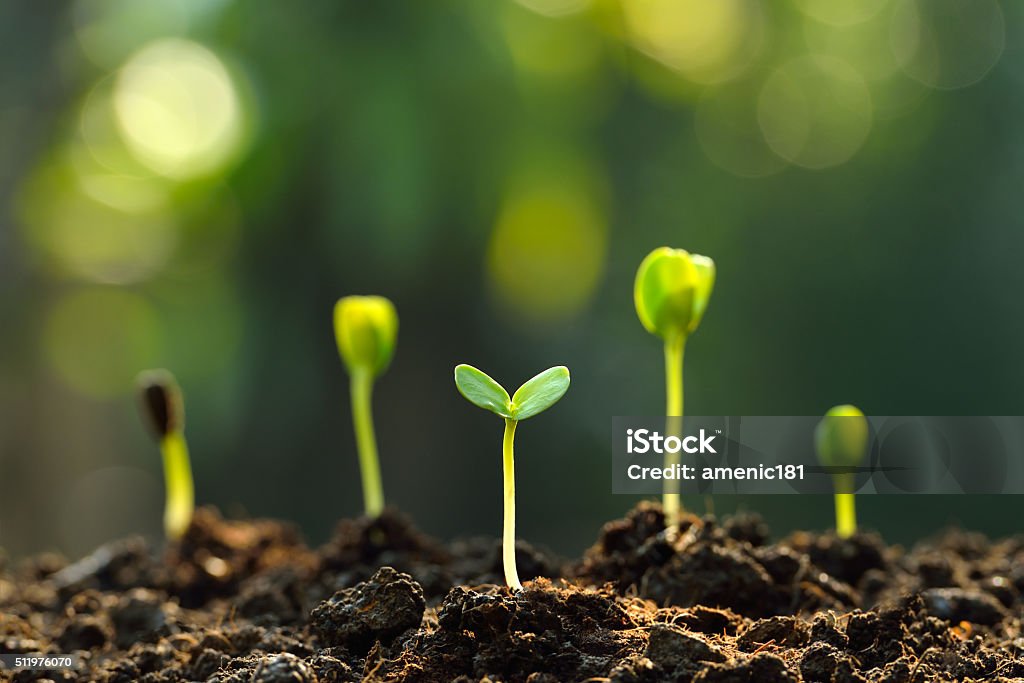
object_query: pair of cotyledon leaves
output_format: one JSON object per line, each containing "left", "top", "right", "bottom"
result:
{"left": 455, "top": 364, "right": 569, "bottom": 421}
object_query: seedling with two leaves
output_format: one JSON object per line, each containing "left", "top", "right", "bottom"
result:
{"left": 454, "top": 364, "right": 570, "bottom": 591}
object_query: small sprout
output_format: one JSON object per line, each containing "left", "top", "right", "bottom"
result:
{"left": 634, "top": 247, "right": 715, "bottom": 527}
{"left": 815, "top": 404, "right": 869, "bottom": 539}
{"left": 334, "top": 295, "right": 398, "bottom": 518}
{"left": 454, "top": 364, "right": 570, "bottom": 591}
{"left": 136, "top": 369, "right": 194, "bottom": 541}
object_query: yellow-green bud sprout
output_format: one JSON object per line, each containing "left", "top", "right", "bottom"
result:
{"left": 454, "top": 364, "right": 570, "bottom": 591}
{"left": 815, "top": 404, "right": 869, "bottom": 539}
{"left": 334, "top": 295, "right": 398, "bottom": 517}
{"left": 634, "top": 247, "right": 715, "bottom": 528}
{"left": 136, "top": 369, "right": 194, "bottom": 541}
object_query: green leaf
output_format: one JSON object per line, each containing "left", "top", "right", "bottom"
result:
{"left": 815, "top": 404, "right": 869, "bottom": 468}
{"left": 454, "top": 364, "right": 512, "bottom": 418}
{"left": 510, "top": 366, "right": 570, "bottom": 421}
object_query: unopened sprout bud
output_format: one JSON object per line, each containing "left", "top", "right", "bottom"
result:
{"left": 815, "top": 404, "right": 868, "bottom": 539}
{"left": 334, "top": 295, "right": 398, "bottom": 517}
{"left": 136, "top": 369, "right": 194, "bottom": 541}
{"left": 454, "top": 364, "right": 570, "bottom": 591}
{"left": 634, "top": 247, "right": 701, "bottom": 342}
{"left": 334, "top": 296, "right": 398, "bottom": 376}
{"left": 633, "top": 247, "right": 716, "bottom": 530}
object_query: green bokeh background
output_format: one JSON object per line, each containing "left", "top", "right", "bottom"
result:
{"left": 2, "top": 0, "right": 1022, "bottom": 560}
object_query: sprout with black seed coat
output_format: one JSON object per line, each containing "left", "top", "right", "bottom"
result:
{"left": 136, "top": 369, "right": 194, "bottom": 541}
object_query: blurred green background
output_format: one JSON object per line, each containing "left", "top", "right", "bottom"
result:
{"left": 2, "top": 0, "right": 1023, "bottom": 561}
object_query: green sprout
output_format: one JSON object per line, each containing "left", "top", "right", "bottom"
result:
{"left": 454, "top": 364, "right": 570, "bottom": 591}
{"left": 815, "top": 404, "right": 869, "bottom": 539}
{"left": 334, "top": 295, "right": 398, "bottom": 518}
{"left": 634, "top": 247, "right": 715, "bottom": 526}
{"left": 136, "top": 369, "right": 194, "bottom": 541}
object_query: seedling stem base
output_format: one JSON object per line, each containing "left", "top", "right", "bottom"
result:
{"left": 502, "top": 417, "right": 522, "bottom": 591}
{"left": 351, "top": 369, "right": 385, "bottom": 517}
{"left": 662, "top": 335, "right": 685, "bottom": 527}
{"left": 835, "top": 481, "right": 856, "bottom": 538}
{"left": 161, "top": 432, "right": 194, "bottom": 540}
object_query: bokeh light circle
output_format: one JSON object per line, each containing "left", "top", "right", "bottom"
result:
{"left": 695, "top": 76, "right": 789, "bottom": 178}
{"left": 44, "top": 288, "right": 163, "bottom": 397}
{"left": 793, "top": 0, "right": 889, "bottom": 27}
{"left": 80, "top": 79, "right": 156, "bottom": 178}
{"left": 890, "top": 0, "right": 1005, "bottom": 90}
{"left": 802, "top": 11, "right": 902, "bottom": 82}
{"left": 622, "top": 0, "right": 763, "bottom": 84}
{"left": 114, "top": 38, "right": 243, "bottom": 179}
{"left": 502, "top": 3, "right": 602, "bottom": 78}
{"left": 513, "top": 0, "right": 590, "bottom": 17}
{"left": 758, "top": 56, "right": 873, "bottom": 170}
{"left": 487, "top": 162, "right": 607, "bottom": 325}
{"left": 21, "top": 164, "right": 177, "bottom": 283}
{"left": 74, "top": 0, "right": 188, "bottom": 69}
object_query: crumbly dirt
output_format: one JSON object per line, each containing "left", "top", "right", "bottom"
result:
{"left": 2, "top": 502, "right": 1023, "bottom": 682}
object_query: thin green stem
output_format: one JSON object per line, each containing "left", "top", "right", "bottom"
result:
{"left": 662, "top": 335, "right": 685, "bottom": 525}
{"left": 502, "top": 417, "right": 522, "bottom": 591}
{"left": 160, "top": 431, "right": 194, "bottom": 540}
{"left": 834, "top": 473, "right": 856, "bottom": 538}
{"left": 351, "top": 369, "right": 384, "bottom": 517}
{"left": 665, "top": 335, "right": 685, "bottom": 418}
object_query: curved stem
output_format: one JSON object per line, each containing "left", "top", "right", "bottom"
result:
{"left": 662, "top": 335, "right": 686, "bottom": 526}
{"left": 834, "top": 474, "right": 856, "bottom": 538}
{"left": 351, "top": 369, "right": 384, "bottom": 517}
{"left": 502, "top": 418, "right": 522, "bottom": 591}
{"left": 161, "top": 432, "right": 194, "bottom": 540}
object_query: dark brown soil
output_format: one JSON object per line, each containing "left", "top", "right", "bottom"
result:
{"left": 2, "top": 502, "right": 1023, "bottom": 682}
